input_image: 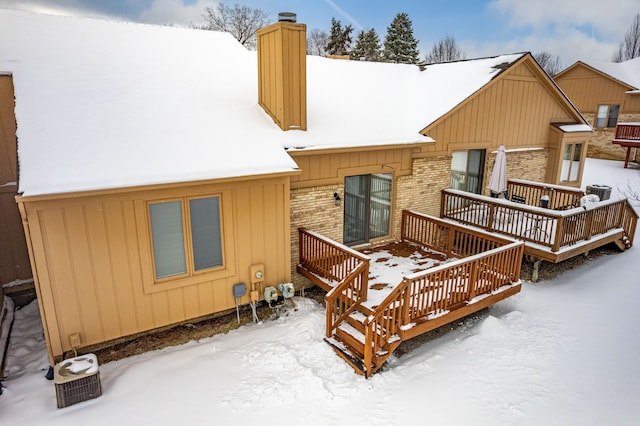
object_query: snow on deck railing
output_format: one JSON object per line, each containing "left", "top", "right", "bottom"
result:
{"left": 298, "top": 228, "right": 369, "bottom": 338}
{"left": 614, "top": 123, "right": 640, "bottom": 141}
{"left": 357, "top": 211, "right": 525, "bottom": 377}
{"left": 441, "top": 189, "right": 633, "bottom": 251}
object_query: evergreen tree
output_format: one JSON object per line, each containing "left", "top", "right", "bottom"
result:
{"left": 326, "top": 17, "right": 353, "bottom": 56}
{"left": 350, "top": 28, "right": 381, "bottom": 61}
{"left": 382, "top": 13, "right": 420, "bottom": 64}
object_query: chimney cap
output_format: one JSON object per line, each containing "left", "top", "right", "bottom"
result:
{"left": 278, "top": 12, "right": 297, "bottom": 23}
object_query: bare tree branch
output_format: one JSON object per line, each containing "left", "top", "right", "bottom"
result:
{"left": 618, "top": 172, "right": 640, "bottom": 206}
{"left": 424, "top": 35, "right": 466, "bottom": 64}
{"left": 307, "top": 28, "right": 329, "bottom": 57}
{"left": 197, "top": 3, "right": 270, "bottom": 50}
{"left": 613, "top": 12, "right": 640, "bottom": 62}
{"left": 533, "top": 51, "right": 563, "bottom": 77}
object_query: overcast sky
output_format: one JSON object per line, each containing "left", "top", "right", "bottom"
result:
{"left": 1, "top": 0, "right": 638, "bottom": 67}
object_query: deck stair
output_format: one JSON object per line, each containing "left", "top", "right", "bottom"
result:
{"left": 297, "top": 211, "right": 525, "bottom": 377}
{"left": 325, "top": 305, "right": 405, "bottom": 376}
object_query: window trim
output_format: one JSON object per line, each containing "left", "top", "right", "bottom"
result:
{"left": 559, "top": 142, "right": 583, "bottom": 183}
{"left": 343, "top": 172, "right": 393, "bottom": 246}
{"left": 450, "top": 149, "right": 486, "bottom": 194}
{"left": 136, "top": 190, "right": 236, "bottom": 294}
{"left": 595, "top": 104, "right": 619, "bottom": 128}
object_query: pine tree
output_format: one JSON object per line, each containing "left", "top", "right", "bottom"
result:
{"left": 382, "top": 13, "right": 420, "bottom": 64}
{"left": 350, "top": 28, "right": 381, "bottom": 61}
{"left": 326, "top": 17, "right": 353, "bottom": 56}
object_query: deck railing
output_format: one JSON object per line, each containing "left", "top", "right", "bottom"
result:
{"left": 362, "top": 210, "right": 524, "bottom": 375}
{"left": 402, "top": 209, "right": 511, "bottom": 257}
{"left": 612, "top": 123, "right": 640, "bottom": 168}
{"left": 298, "top": 228, "right": 370, "bottom": 337}
{"left": 506, "top": 179, "right": 584, "bottom": 210}
{"left": 441, "top": 189, "right": 635, "bottom": 252}
{"left": 613, "top": 122, "right": 640, "bottom": 141}
{"left": 622, "top": 202, "right": 639, "bottom": 247}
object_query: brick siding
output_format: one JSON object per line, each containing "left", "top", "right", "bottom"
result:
{"left": 583, "top": 112, "right": 640, "bottom": 162}
{"left": 289, "top": 149, "right": 550, "bottom": 287}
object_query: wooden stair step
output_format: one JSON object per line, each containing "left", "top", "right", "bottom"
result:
{"left": 345, "top": 310, "right": 368, "bottom": 334}
{"left": 324, "top": 337, "right": 366, "bottom": 376}
{"left": 335, "top": 323, "right": 366, "bottom": 358}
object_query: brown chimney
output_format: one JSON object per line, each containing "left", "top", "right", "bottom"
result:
{"left": 257, "top": 13, "right": 307, "bottom": 131}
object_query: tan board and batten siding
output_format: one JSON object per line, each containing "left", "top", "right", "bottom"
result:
{"left": 290, "top": 56, "right": 588, "bottom": 190}
{"left": 554, "top": 63, "right": 640, "bottom": 114}
{"left": 257, "top": 21, "right": 307, "bottom": 131}
{"left": 18, "top": 176, "right": 292, "bottom": 363}
{"left": 289, "top": 145, "right": 417, "bottom": 189}
{"left": 0, "top": 75, "right": 32, "bottom": 286}
{"left": 421, "top": 57, "right": 583, "bottom": 154}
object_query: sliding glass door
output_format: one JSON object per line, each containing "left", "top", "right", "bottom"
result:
{"left": 450, "top": 149, "right": 485, "bottom": 194}
{"left": 343, "top": 173, "right": 392, "bottom": 245}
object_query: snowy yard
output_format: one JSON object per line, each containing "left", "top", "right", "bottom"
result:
{"left": 0, "top": 158, "right": 639, "bottom": 425}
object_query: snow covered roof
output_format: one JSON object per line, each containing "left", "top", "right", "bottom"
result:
{"left": 0, "top": 10, "right": 525, "bottom": 196}
{"left": 556, "top": 124, "right": 593, "bottom": 133}
{"left": 582, "top": 57, "right": 640, "bottom": 90}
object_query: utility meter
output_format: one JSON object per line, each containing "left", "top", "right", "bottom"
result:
{"left": 250, "top": 264, "right": 264, "bottom": 284}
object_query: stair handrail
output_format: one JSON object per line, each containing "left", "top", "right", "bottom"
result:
{"left": 297, "top": 228, "right": 370, "bottom": 338}
{"left": 622, "top": 199, "right": 638, "bottom": 247}
{"left": 361, "top": 240, "right": 523, "bottom": 377}
{"left": 325, "top": 260, "right": 369, "bottom": 338}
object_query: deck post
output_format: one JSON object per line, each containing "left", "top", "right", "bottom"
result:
{"left": 584, "top": 210, "right": 594, "bottom": 241}
{"left": 552, "top": 217, "right": 563, "bottom": 252}
{"left": 402, "top": 278, "right": 411, "bottom": 325}
{"left": 468, "top": 261, "right": 479, "bottom": 299}
{"left": 486, "top": 203, "right": 495, "bottom": 232}
{"left": 447, "top": 227, "right": 455, "bottom": 258}
{"left": 532, "top": 258, "right": 542, "bottom": 282}
{"left": 363, "top": 324, "right": 373, "bottom": 378}
{"left": 325, "top": 303, "right": 333, "bottom": 338}
{"left": 440, "top": 190, "right": 445, "bottom": 218}
{"left": 624, "top": 146, "right": 631, "bottom": 168}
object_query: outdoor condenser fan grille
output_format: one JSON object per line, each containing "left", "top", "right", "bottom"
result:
{"left": 54, "top": 353, "right": 102, "bottom": 408}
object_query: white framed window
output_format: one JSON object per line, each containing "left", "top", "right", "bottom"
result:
{"left": 595, "top": 105, "right": 619, "bottom": 128}
{"left": 560, "top": 143, "right": 583, "bottom": 183}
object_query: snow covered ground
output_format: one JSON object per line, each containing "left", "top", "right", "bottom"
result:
{"left": 0, "top": 158, "right": 639, "bottom": 425}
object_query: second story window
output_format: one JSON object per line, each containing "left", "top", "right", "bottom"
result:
{"left": 595, "top": 105, "right": 619, "bottom": 128}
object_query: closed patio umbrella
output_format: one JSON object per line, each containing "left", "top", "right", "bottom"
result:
{"left": 488, "top": 144, "right": 507, "bottom": 197}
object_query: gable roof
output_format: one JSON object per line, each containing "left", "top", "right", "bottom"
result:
{"left": 421, "top": 53, "right": 590, "bottom": 135}
{"left": 0, "top": 10, "right": 527, "bottom": 197}
{"left": 556, "top": 57, "right": 640, "bottom": 91}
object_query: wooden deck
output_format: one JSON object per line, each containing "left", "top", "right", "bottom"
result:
{"left": 297, "top": 210, "right": 524, "bottom": 377}
{"left": 611, "top": 123, "right": 640, "bottom": 168}
{"left": 440, "top": 180, "right": 637, "bottom": 266}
